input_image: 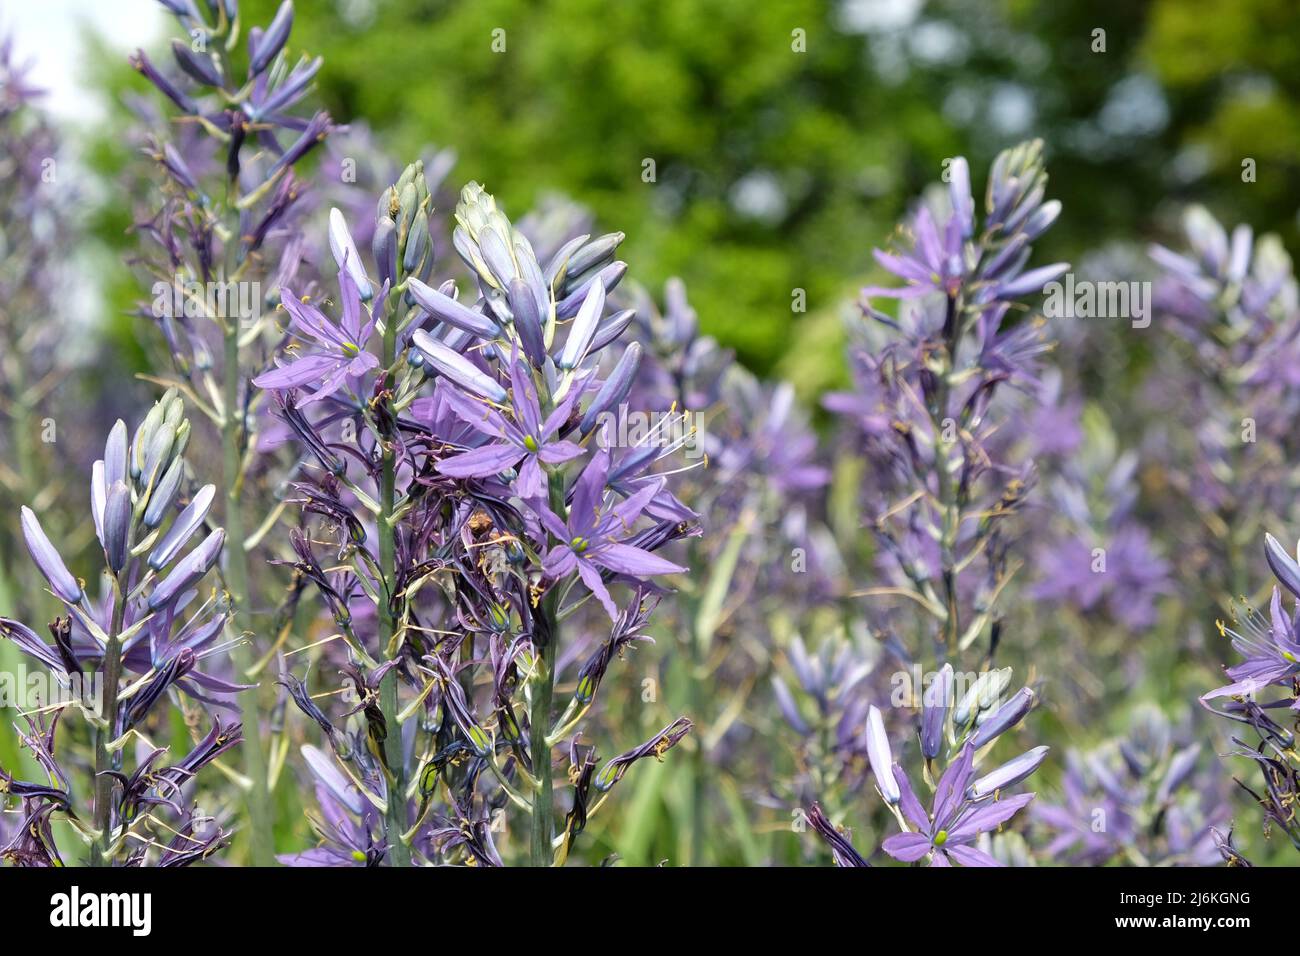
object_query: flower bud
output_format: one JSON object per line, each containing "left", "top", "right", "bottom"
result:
{"left": 968, "top": 745, "right": 1049, "bottom": 800}
{"left": 150, "top": 484, "right": 216, "bottom": 571}
{"left": 102, "top": 481, "right": 133, "bottom": 572}
{"left": 507, "top": 277, "right": 547, "bottom": 366}
{"left": 970, "top": 687, "right": 1035, "bottom": 748}
{"left": 580, "top": 342, "right": 641, "bottom": 433}
{"left": 328, "top": 208, "right": 372, "bottom": 301}
{"left": 410, "top": 330, "right": 507, "bottom": 402}
{"left": 408, "top": 278, "right": 501, "bottom": 340}
{"left": 866, "top": 705, "right": 900, "bottom": 804}
{"left": 249, "top": 1, "right": 294, "bottom": 76}
{"left": 149, "top": 529, "right": 225, "bottom": 610}
{"left": 557, "top": 278, "right": 605, "bottom": 370}
{"left": 372, "top": 215, "right": 398, "bottom": 288}
{"left": 21, "top": 506, "right": 82, "bottom": 603}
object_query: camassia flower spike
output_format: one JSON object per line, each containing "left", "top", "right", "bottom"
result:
{"left": 1, "top": 390, "right": 242, "bottom": 866}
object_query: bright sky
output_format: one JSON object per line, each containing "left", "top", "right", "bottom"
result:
{"left": 4, "top": 0, "right": 164, "bottom": 119}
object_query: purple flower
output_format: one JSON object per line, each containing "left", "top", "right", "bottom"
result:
{"left": 881, "top": 746, "right": 1035, "bottom": 867}
{"left": 254, "top": 267, "right": 382, "bottom": 405}
{"left": 278, "top": 745, "right": 384, "bottom": 867}
{"left": 435, "top": 354, "right": 585, "bottom": 498}
{"left": 539, "top": 450, "right": 686, "bottom": 620}
{"left": 1202, "top": 584, "right": 1300, "bottom": 706}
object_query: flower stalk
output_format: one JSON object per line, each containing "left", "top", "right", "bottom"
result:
{"left": 89, "top": 574, "right": 127, "bottom": 867}
{"left": 378, "top": 289, "right": 412, "bottom": 868}
{"left": 530, "top": 469, "right": 567, "bottom": 866}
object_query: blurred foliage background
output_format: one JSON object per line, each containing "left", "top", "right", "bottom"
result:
{"left": 80, "top": 0, "right": 1300, "bottom": 401}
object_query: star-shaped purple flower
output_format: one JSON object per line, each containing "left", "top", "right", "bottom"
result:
{"left": 435, "top": 354, "right": 585, "bottom": 498}
{"left": 881, "top": 745, "right": 1034, "bottom": 867}
{"left": 539, "top": 449, "right": 685, "bottom": 620}
{"left": 1202, "top": 585, "right": 1300, "bottom": 707}
{"left": 253, "top": 266, "right": 383, "bottom": 405}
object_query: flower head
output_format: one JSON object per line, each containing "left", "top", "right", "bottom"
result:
{"left": 254, "top": 265, "right": 383, "bottom": 405}
{"left": 881, "top": 745, "right": 1035, "bottom": 867}
{"left": 540, "top": 450, "right": 686, "bottom": 620}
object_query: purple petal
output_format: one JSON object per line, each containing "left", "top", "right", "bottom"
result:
{"left": 577, "top": 559, "right": 618, "bottom": 620}
{"left": 436, "top": 442, "right": 524, "bottom": 479}
{"left": 881, "top": 831, "right": 932, "bottom": 862}
{"left": 946, "top": 844, "right": 1002, "bottom": 867}
{"left": 253, "top": 353, "right": 343, "bottom": 391}
{"left": 947, "top": 792, "right": 1035, "bottom": 843}
{"left": 591, "top": 542, "right": 685, "bottom": 578}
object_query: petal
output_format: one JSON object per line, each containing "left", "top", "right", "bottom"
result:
{"left": 282, "top": 290, "right": 350, "bottom": 351}
{"left": 514, "top": 455, "right": 544, "bottom": 499}
{"left": 541, "top": 373, "right": 586, "bottom": 438}
{"left": 441, "top": 383, "right": 512, "bottom": 440}
{"left": 881, "top": 832, "right": 932, "bottom": 862}
{"left": 538, "top": 440, "right": 584, "bottom": 465}
{"left": 946, "top": 844, "right": 1002, "bottom": 867}
{"left": 599, "top": 478, "right": 662, "bottom": 536}
{"left": 436, "top": 443, "right": 524, "bottom": 479}
{"left": 298, "top": 361, "right": 356, "bottom": 407}
{"left": 576, "top": 559, "right": 618, "bottom": 621}
{"left": 509, "top": 356, "right": 543, "bottom": 438}
{"left": 933, "top": 744, "right": 976, "bottom": 828}
{"left": 569, "top": 449, "right": 610, "bottom": 537}
{"left": 543, "top": 545, "right": 577, "bottom": 579}
{"left": 893, "top": 764, "right": 930, "bottom": 830}
{"left": 253, "top": 353, "right": 342, "bottom": 390}
{"left": 591, "top": 542, "right": 685, "bottom": 578}
{"left": 947, "top": 792, "right": 1035, "bottom": 843}
{"left": 537, "top": 507, "right": 571, "bottom": 543}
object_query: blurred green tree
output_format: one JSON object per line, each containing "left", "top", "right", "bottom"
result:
{"left": 85, "top": 0, "right": 1300, "bottom": 397}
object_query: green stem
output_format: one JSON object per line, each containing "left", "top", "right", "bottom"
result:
{"left": 223, "top": 322, "right": 276, "bottom": 866}
{"left": 378, "top": 304, "right": 412, "bottom": 867}
{"left": 686, "top": 591, "right": 704, "bottom": 867}
{"left": 935, "top": 294, "right": 960, "bottom": 652}
{"left": 530, "top": 472, "right": 566, "bottom": 866}
{"left": 90, "top": 577, "right": 127, "bottom": 866}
